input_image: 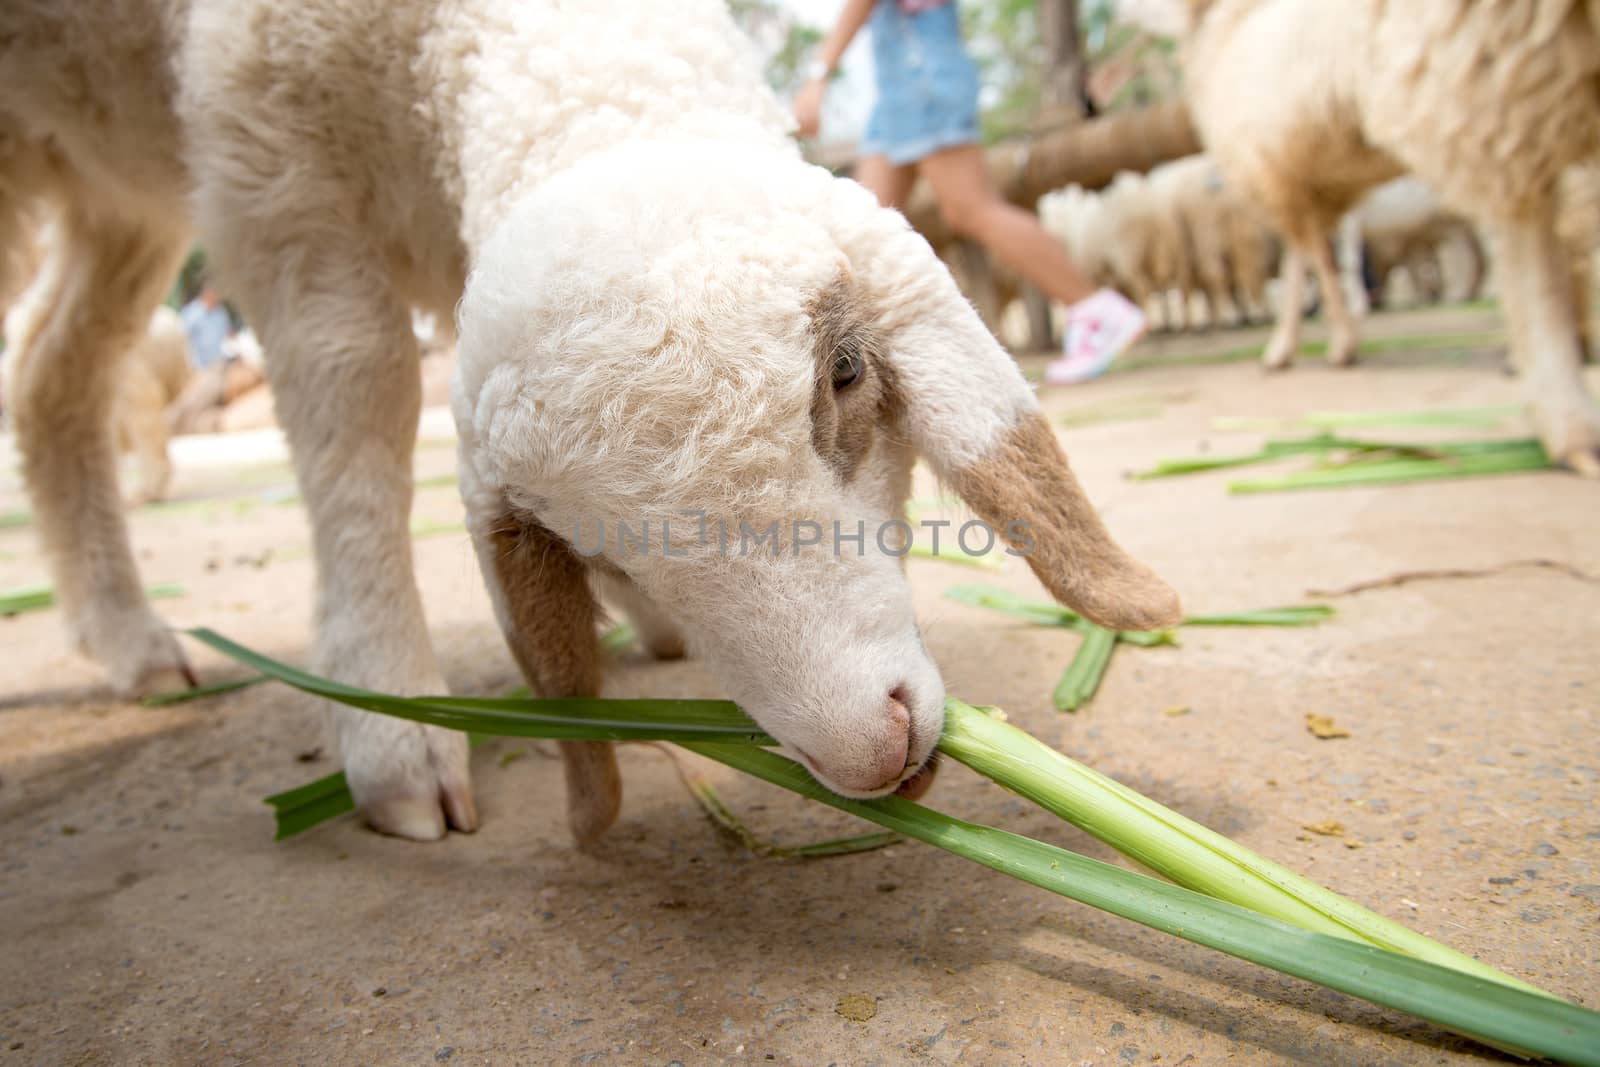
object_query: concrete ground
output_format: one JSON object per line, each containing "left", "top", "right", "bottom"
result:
{"left": 1, "top": 304, "right": 1596, "bottom": 1066}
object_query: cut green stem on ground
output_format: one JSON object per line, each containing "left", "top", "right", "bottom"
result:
{"left": 1053, "top": 624, "right": 1116, "bottom": 711}
{"left": 193, "top": 628, "right": 1600, "bottom": 1061}
{"left": 141, "top": 674, "right": 269, "bottom": 707}
{"left": 946, "top": 585, "right": 1329, "bottom": 711}
{"left": 0, "top": 580, "right": 184, "bottom": 617}
{"left": 1132, "top": 433, "right": 1552, "bottom": 490}
{"left": 1213, "top": 405, "right": 1520, "bottom": 433}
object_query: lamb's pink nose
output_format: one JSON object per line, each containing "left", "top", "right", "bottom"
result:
{"left": 827, "top": 690, "right": 911, "bottom": 794}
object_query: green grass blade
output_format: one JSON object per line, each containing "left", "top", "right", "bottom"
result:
{"left": 1130, "top": 435, "right": 1343, "bottom": 479}
{"left": 1052, "top": 625, "right": 1117, "bottom": 712}
{"left": 141, "top": 674, "right": 269, "bottom": 707}
{"left": 1214, "top": 405, "right": 1519, "bottom": 433}
{"left": 266, "top": 772, "right": 356, "bottom": 840}
{"left": 1229, "top": 441, "right": 1551, "bottom": 493}
{"left": 945, "top": 585, "right": 1328, "bottom": 635}
{"left": 944, "top": 584, "right": 1082, "bottom": 627}
{"left": 184, "top": 628, "right": 770, "bottom": 744}
{"left": 600, "top": 622, "right": 638, "bottom": 652}
{"left": 938, "top": 700, "right": 1548, "bottom": 997}
{"left": 1181, "top": 605, "right": 1335, "bottom": 626}
{"left": 0, "top": 509, "right": 31, "bottom": 531}
{"left": 1, "top": 580, "right": 183, "bottom": 616}
{"left": 683, "top": 741, "right": 1599, "bottom": 1065}
{"left": 204, "top": 632, "right": 1593, "bottom": 1058}
{"left": 677, "top": 769, "right": 900, "bottom": 858}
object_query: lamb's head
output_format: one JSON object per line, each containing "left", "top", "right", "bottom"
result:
{"left": 454, "top": 141, "right": 1180, "bottom": 799}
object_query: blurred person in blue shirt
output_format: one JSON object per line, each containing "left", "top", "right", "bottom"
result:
{"left": 179, "top": 281, "right": 233, "bottom": 370}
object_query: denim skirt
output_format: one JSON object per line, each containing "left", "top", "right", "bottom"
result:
{"left": 860, "top": 1, "right": 981, "bottom": 166}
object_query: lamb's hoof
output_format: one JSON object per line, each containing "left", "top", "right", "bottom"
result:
{"left": 76, "top": 611, "right": 196, "bottom": 699}
{"left": 1328, "top": 337, "right": 1359, "bottom": 368}
{"left": 1567, "top": 450, "right": 1600, "bottom": 478}
{"left": 562, "top": 740, "right": 622, "bottom": 847}
{"left": 1261, "top": 349, "right": 1294, "bottom": 373}
{"left": 363, "top": 787, "right": 478, "bottom": 841}
{"left": 344, "top": 718, "right": 478, "bottom": 840}
{"left": 1533, "top": 400, "right": 1600, "bottom": 478}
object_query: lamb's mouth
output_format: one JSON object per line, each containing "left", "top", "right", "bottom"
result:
{"left": 791, "top": 746, "right": 939, "bottom": 800}
{"left": 894, "top": 753, "right": 939, "bottom": 801}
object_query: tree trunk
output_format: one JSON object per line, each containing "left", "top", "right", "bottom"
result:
{"left": 904, "top": 100, "right": 1200, "bottom": 252}
{"left": 1038, "top": 0, "right": 1091, "bottom": 116}
{"left": 1021, "top": 0, "right": 1094, "bottom": 349}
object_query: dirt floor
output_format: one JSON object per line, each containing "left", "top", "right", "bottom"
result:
{"left": 1, "top": 303, "right": 1596, "bottom": 1066}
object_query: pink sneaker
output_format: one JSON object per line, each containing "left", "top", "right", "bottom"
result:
{"left": 1044, "top": 289, "right": 1147, "bottom": 385}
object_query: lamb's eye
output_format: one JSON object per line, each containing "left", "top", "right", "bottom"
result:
{"left": 831, "top": 350, "right": 863, "bottom": 390}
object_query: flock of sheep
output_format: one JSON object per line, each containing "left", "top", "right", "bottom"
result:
{"left": 1034, "top": 165, "right": 1486, "bottom": 335}
{"left": 1177, "top": 0, "right": 1598, "bottom": 471}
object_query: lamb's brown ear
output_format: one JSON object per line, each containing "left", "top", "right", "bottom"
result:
{"left": 828, "top": 202, "right": 1179, "bottom": 629}
{"left": 949, "top": 411, "right": 1182, "bottom": 631}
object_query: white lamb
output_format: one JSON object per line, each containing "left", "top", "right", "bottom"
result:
{"left": 0, "top": 0, "right": 1180, "bottom": 842}
{"left": 1178, "top": 0, "right": 1600, "bottom": 472}
{"left": 4, "top": 241, "right": 190, "bottom": 506}
{"left": 1146, "top": 154, "right": 1275, "bottom": 328}
{"left": 1040, "top": 173, "right": 1190, "bottom": 329}
{"left": 1353, "top": 178, "right": 1486, "bottom": 308}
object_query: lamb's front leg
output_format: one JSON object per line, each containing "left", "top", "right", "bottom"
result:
{"left": 467, "top": 503, "right": 620, "bottom": 845}
{"left": 1497, "top": 210, "right": 1600, "bottom": 476}
{"left": 241, "top": 261, "right": 475, "bottom": 840}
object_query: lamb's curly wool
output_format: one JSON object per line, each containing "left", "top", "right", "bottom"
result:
{"left": 1183, "top": 0, "right": 1600, "bottom": 470}
{"left": 0, "top": 0, "right": 1180, "bottom": 841}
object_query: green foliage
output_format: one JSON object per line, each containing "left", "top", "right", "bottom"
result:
{"left": 727, "top": 0, "right": 826, "bottom": 95}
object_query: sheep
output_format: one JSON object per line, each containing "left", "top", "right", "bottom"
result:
{"left": 1145, "top": 154, "right": 1276, "bottom": 328}
{"left": 112, "top": 306, "right": 191, "bottom": 505}
{"left": 1039, "top": 172, "right": 1191, "bottom": 329}
{"left": 1353, "top": 178, "right": 1486, "bottom": 309}
{"left": 1176, "top": 0, "right": 1600, "bottom": 472}
{"left": 3, "top": 232, "right": 190, "bottom": 506}
{"left": 0, "top": 0, "right": 1180, "bottom": 843}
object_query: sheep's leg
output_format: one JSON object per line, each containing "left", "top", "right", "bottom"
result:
{"left": 596, "top": 572, "right": 686, "bottom": 661}
{"left": 229, "top": 246, "right": 475, "bottom": 840}
{"left": 1306, "top": 230, "right": 1359, "bottom": 366}
{"left": 1336, "top": 214, "right": 1370, "bottom": 321}
{"left": 9, "top": 207, "right": 194, "bottom": 694}
{"left": 1261, "top": 245, "right": 1307, "bottom": 370}
{"left": 1456, "top": 227, "right": 1487, "bottom": 303}
{"left": 472, "top": 511, "right": 620, "bottom": 845}
{"left": 1497, "top": 212, "right": 1600, "bottom": 476}
{"left": 119, "top": 384, "right": 174, "bottom": 506}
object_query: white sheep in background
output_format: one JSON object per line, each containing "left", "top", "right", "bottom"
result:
{"left": 1146, "top": 154, "right": 1276, "bottom": 328}
{"left": 1353, "top": 178, "right": 1486, "bottom": 308}
{"left": 1040, "top": 173, "right": 1190, "bottom": 329}
{"left": 3, "top": 230, "right": 191, "bottom": 506}
{"left": 1178, "top": 0, "right": 1600, "bottom": 472}
{"left": 0, "top": 0, "right": 1179, "bottom": 842}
